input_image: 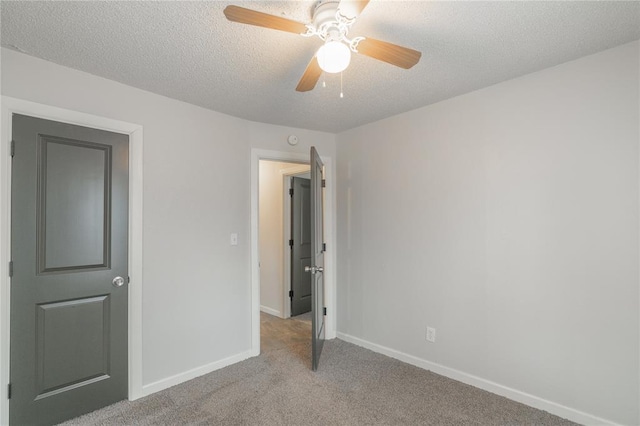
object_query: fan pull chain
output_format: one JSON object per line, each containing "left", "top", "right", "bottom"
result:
{"left": 340, "top": 72, "right": 344, "bottom": 98}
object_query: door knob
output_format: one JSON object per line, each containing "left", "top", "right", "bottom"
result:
{"left": 304, "top": 266, "right": 324, "bottom": 274}
{"left": 112, "top": 276, "right": 125, "bottom": 287}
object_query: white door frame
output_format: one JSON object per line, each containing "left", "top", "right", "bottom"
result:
{"left": 251, "top": 149, "right": 336, "bottom": 356}
{"left": 281, "top": 165, "right": 311, "bottom": 320}
{"left": 0, "top": 96, "right": 145, "bottom": 424}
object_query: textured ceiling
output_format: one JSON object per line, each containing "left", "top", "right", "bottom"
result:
{"left": 2, "top": 1, "right": 639, "bottom": 133}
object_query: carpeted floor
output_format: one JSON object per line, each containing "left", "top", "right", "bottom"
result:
{"left": 61, "top": 313, "right": 577, "bottom": 425}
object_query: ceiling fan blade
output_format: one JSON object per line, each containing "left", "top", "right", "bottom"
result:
{"left": 357, "top": 37, "right": 422, "bottom": 69}
{"left": 337, "top": 0, "right": 370, "bottom": 19}
{"left": 296, "top": 57, "right": 323, "bottom": 92}
{"left": 223, "top": 5, "right": 308, "bottom": 35}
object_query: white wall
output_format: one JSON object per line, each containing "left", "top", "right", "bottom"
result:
{"left": 0, "top": 48, "right": 335, "bottom": 400}
{"left": 336, "top": 41, "right": 639, "bottom": 425}
{"left": 259, "top": 160, "right": 288, "bottom": 316}
{"left": 248, "top": 120, "right": 336, "bottom": 160}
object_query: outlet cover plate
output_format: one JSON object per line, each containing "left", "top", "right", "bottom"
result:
{"left": 426, "top": 327, "right": 436, "bottom": 343}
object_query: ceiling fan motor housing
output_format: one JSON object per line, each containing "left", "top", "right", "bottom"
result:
{"left": 313, "top": 0, "right": 347, "bottom": 41}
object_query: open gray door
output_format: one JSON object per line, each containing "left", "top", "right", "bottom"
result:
{"left": 290, "top": 177, "right": 312, "bottom": 316}
{"left": 10, "top": 114, "right": 128, "bottom": 425}
{"left": 306, "top": 147, "right": 325, "bottom": 371}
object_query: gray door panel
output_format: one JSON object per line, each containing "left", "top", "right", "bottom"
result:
{"left": 310, "top": 147, "right": 325, "bottom": 371}
{"left": 10, "top": 114, "right": 128, "bottom": 425}
{"left": 290, "top": 177, "right": 311, "bottom": 316}
{"left": 41, "top": 138, "right": 109, "bottom": 270}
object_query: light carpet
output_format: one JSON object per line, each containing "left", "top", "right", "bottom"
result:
{"left": 61, "top": 313, "right": 577, "bottom": 425}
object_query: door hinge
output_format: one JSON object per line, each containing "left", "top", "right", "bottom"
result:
{"left": 289, "top": 239, "right": 293, "bottom": 248}
{"left": 7, "top": 383, "right": 11, "bottom": 399}
{"left": 322, "top": 243, "right": 326, "bottom": 252}
{"left": 323, "top": 307, "right": 327, "bottom": 316}
{"left": 289, "top": 188, "right": 293, "bottom": 197}
{"left": 289, "top": 290, "right": 293, "bottom": 299}
{"left": 10, "top": 140, "right": 15, "bottom": 158}
{"left": 8, "top": 261, "right": 13, "bottom": 278}
{"left": 321, "top": 179, "right": 326, "bottom": 188}
{"left": 128, "top": 276, "right": 131, "bottom": 284}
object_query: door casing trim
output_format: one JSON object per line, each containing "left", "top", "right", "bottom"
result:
{"left": 0, "top": 96, "right": 144, "bottom": 424}
{"left": 251, "top": 149, "right": 336, "bottom": 357}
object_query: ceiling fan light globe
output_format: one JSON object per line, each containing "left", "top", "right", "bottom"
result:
{"left": 317, "top": 41, "right": 351, "bottom": 74}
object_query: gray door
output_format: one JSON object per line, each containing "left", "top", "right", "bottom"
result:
{"left": 290, "top": 177, "right": 312, "bottom": 316}
{"left": 10, "top": 114, "right": 129, "bottom": 425}
{"left": 308, "top": 147, "right": 325, "bottom": 371}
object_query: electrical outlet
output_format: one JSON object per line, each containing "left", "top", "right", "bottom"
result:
{"left": 426, "top": 327, "right": 436, "bottom": 343}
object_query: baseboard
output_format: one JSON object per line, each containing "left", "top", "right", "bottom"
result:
{"left": 140, "top": 350, "right": 254, "bottom": 398}
{"left": 260, "top": 305, "right": 281, "bottom": 317}
{"left": 336, "top": 332, "right": 620, "bottom": 426}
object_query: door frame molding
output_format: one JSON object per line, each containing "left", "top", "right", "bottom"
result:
{"left": 251, "top": 149, "right": 336, "bottom": 357}
{"left": 0, "top": 96, "right": 144, "bottom": 424}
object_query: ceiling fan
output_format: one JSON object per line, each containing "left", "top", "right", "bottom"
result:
{"left": 223, "top": 0, "right": 422, "bottom": 92}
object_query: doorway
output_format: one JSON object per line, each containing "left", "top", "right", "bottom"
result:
{"left": 250, "top": 149, "right": 335, "bottom": 359}
{"left": 258, "top": 160, "right": 311, "bottom": 320}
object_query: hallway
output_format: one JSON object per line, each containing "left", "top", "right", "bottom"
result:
{"left": 260, "top": 312, "right": 312, "bottom": 366}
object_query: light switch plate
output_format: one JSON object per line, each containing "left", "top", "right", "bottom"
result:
{"left": 230, "top": 233, "right": 238, "bottom": 246}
